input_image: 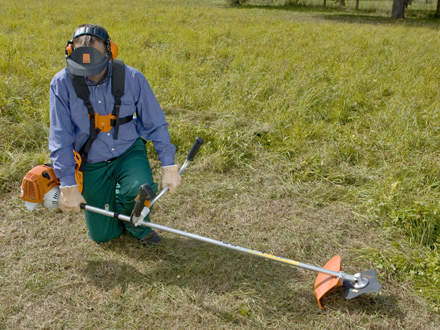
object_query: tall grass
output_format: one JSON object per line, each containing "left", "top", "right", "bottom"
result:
{"left": 1, "top": 0, "right": 439, "bottom": 315}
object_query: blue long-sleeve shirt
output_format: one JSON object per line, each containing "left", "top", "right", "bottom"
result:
{"left": 49, "top": 62, "right": 176, "bottom": 186}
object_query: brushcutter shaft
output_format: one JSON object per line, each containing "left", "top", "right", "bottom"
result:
{"left": 81, "top": 204, "right": 128, "bottom": 220}
{"left": 129, "top": 215, "right": 360, "bottom": 284}
{"left": 296, "top": 262, "right": 357, "bottom": 283}
{"left": 81, "top": 201, "right": 362, "bottom": 284}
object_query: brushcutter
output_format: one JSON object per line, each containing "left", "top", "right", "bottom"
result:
{"left": 20, "top": 137, "right": 381, "bottom": 309}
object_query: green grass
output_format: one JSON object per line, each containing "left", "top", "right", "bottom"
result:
{"left": 1, "top": 0, "right": 440, "bottom": 328}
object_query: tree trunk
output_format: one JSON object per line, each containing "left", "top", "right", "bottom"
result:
{"left": 392, "top": 0, "right": 406, "bottom": 18}
{"left": 323, "top": 0, "right": 326, "bottom": 7}
{"left": 437, "top": 0, "right": 440, "bottom": 16}
{"left": 355, "top": 0, "right": 359, "bottom": 9}
{"left": 339, "top": 0, "right": 346, "bottom": 6}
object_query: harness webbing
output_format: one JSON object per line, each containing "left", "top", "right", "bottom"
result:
{"left": 111, "top": 59, "right": 125, "bottom": 139}
{"left": 70, "top": 60, "right": 130, "bottom": 171}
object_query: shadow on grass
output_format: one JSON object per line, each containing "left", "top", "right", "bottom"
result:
{"left": 320, "top": 13, "right": 440, "bottom": 29}
{"left": 316, "top": 286, "right": 403, "bottom": 318}
{"left": 80, "top": 234, "right": 404, "bottom": 320}
{"left": 83, "top": 259, "right": 140, "bottom": 293}
{"left": 82, "top": 234, "right": 300, "bottom": 293}
{"left": 233, "top": 3, "right": 440, "bottom": 30}
{"left": 235, "top": 3, "right": 344, "bottom": 14}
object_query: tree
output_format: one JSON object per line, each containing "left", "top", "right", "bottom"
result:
{"left": 391, "top": 0, "right": 413, "bottom": 18}
{"left": 437, "top": 0, "right": 440, "bottom": 16}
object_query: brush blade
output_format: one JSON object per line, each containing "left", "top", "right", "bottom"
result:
{"left": 343, "top": 269, "right": 382, "bottom": 300}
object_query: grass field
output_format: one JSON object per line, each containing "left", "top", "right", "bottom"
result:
{"left": 1, "top": 0, "right": 440, "bottom": 328}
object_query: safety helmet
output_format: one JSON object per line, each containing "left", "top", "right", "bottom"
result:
{"left": 65, "top": 24, "right": 118, "bottom": 77}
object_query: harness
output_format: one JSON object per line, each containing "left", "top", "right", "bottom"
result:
{"left": 70, "top": 60, "right": 132, "bottom": 171}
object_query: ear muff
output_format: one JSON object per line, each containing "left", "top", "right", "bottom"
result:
{"left": 65, "top": 40, "right": 73, "bottom": 56}
{"left": 109, "top": 40, "right": 118, "bottom": 60}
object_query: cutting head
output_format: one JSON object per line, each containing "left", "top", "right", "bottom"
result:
{"left": 314, "top": 255, "right": 382, "bottom": 309}
{"left": 314, "top": 255, "right": 342, "bottom": 309}
{"left": 343, "top": 269, "right": 382, "bottom": 299}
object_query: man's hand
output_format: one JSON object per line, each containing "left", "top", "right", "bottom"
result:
{"left": 161, "top": 165, "right": 181, "bottom": 193}
{"left": 59, "top": 186, "right": 86, "bottom": 212}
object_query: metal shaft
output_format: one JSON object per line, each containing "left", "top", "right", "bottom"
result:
{"left": 83, "top": 203, "right": 357, "bottom": 283}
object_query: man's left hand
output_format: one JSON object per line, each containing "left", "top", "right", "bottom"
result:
{"left": 161, "top": 165, "right": 181, "bottom": 193}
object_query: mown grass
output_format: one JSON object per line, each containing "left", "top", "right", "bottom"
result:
{"left": 1, "top": 0, "right": 440, "bottom": 327}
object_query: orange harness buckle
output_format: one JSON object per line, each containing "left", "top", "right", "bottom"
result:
{"left": 73, "top": 150, "right": 84, "bottom": 193}
{"left": 90, "top": 113, "right": 116, "bottom": 133}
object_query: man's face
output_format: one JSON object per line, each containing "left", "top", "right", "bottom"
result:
{"left": 90, "top": 40, "right": 106, "bottom": 55}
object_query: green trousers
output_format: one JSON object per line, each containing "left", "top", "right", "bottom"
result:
{"left": 82, "top": 139, "right": 158, "bottom": 243}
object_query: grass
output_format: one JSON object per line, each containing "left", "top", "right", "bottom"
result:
{"left": 1, "top": 0, "right": 440, "bottom": 328}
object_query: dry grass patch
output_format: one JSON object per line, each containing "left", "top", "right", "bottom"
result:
{"left": 2, "top": 164, "right": 438, "bottom": 328}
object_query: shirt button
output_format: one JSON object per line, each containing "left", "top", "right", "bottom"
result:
{"left": 98, "top": 100, "right": 102, "bottom": 104}
{"left": 107, "top": 133, "right": 111, "bottom": 136}
{"left": 111, "top": 148, "right": 115, "bottom": 151}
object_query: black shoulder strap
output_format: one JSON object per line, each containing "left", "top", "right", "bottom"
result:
{"left": 111, "top": 60, "right": 125, "bottom": 139}
{"left": 69, "top": 61, "right": 126, "bottom": 170}
{"left": 71, "top": 75, "right": 100, "bottom": 170}
{"left": 112, "top": 60, "right": 125, "bottom": 97}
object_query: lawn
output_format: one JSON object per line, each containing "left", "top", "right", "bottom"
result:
{"left": 0, "top": 0, "right": 439, "bottom": 328}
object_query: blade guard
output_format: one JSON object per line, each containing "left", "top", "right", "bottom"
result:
{"left": 314, "top": 255, "right": 342, "bottom": 309}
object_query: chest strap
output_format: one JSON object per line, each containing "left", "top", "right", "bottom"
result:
{"left": 90, "top": 113, "right": 133, "bottom": 133}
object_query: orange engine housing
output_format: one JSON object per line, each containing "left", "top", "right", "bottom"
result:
{"left": 20, "top": 165, "right": 59, "bottom": 203}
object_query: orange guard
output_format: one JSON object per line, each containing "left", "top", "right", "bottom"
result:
{"left": 314, "top": 255, "right": 342, "bottom": 309}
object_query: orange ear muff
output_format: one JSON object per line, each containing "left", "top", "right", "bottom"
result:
{"left": 65, "top": 40, "right": 73, "bottom": 56}
{"left": 110, "top": 40, "right": 118, "bottom": 60}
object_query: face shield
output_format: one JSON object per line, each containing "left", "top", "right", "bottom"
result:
{"left": 66, "top": 46, "right": 110, "bottom": 77}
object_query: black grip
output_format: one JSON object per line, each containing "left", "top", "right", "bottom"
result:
{"left": 187, "top": 137, "right": 204, "bottom": 161}
{"left": 80, "top": 203, "right": 87, "bottom": 209}
{"left": 132, "top": 184, "right": 155, "bottom": 217}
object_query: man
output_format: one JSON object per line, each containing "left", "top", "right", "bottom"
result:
{"left": 49, "top": 24, "right": 181, "bottom": 245}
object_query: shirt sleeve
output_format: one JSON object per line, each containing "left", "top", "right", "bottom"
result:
{"left": 135, "top": 72, "right": 176, "bottom": 166}
{"left": 49, "top": 77, "right": 77, "bottom": 186}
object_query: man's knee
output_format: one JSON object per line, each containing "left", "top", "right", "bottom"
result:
{"left": 85, "top": 213, "right": 123, "bottom": 243}
{"left": 125, "top": 179, "right": 144, "bottom": 200}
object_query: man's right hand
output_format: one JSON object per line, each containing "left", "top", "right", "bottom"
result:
{"left": 59, "top": 186, "right": 86, "bottom": 212}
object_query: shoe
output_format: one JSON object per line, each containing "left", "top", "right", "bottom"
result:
{"left": 140, "top": 230, "right": 161, "bottom": 245}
